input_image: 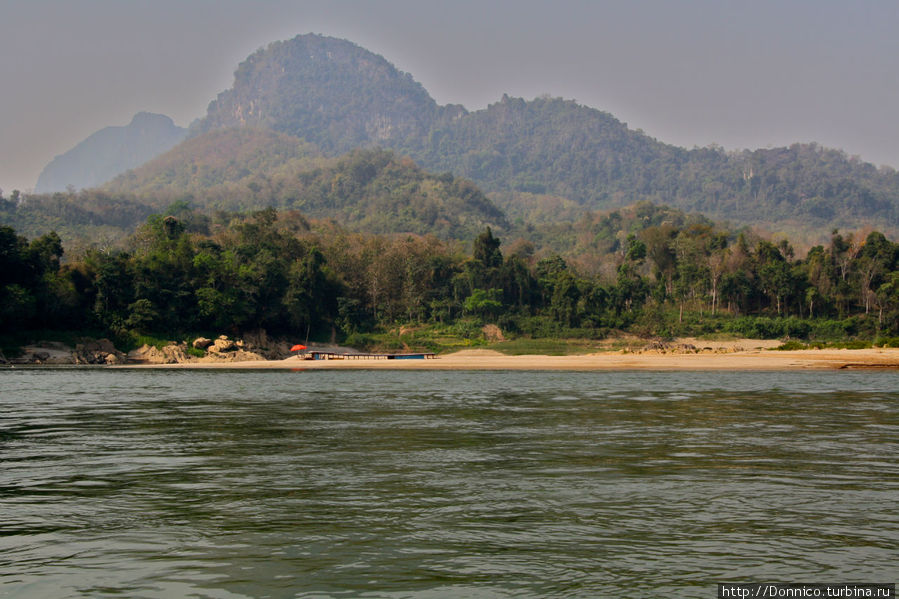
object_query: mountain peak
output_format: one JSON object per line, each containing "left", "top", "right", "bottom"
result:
{"left": 129, "top": 111, "right": 176, "bottom": 128}
{"left": 35, "top": 112, "right": 187, "bottom": 193}
{"left": 195, "top": 33, "right": 438, "bottom": 153}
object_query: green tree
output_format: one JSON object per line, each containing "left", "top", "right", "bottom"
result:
{"left": 463, "top": 288, "right": 503, "bottom": 320}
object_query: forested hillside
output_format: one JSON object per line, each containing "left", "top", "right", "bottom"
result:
{"left": 184, "top": 34, "right": 899, "bottom": 235}
{"left": 107, "top": 134, "right": 508, "bottom": 238}
{"left": 0, "top": 188, "right": 155, "bottom": 251}
{"left": 414, "top": 96, "right": 899, "bottom": 232}
{"left": 29, "top": 33, "right": 899, "bottom": 239}
{"left": 105, "top": 128, "right": 321, "bottom": 197}
{"left": 4, "top": 139, "right": 507, "bottom": 243}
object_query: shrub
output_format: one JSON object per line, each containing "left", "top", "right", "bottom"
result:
{"left": 343, "top": 332, "right": 378, "bottom": 350}
{"left": 722, "top": 316, "right": 814, "bottom": 340}
{"left": 773, "top": 340, "right": 808, "bottom": 351}
{"left": 723, "top": 317, "right": 783, "bottom": 339}
{"left": 446, "top": 319, "right": 485, "bottom": 340}
{"left": 781, "top": 317, "right": 811, "bottom": 339}
{"left": 516, "top": 316, "right": 561, "bottom": 338}
{"left": 874, "top": 336, "right": 899, "bottom": 348}
{"left": 832, "top": 339, "right": 872, "bottom": 350}
{"left": 496, "top": 312, "right": 521, "bottom": 334}
{"left": 185, "top": 346, "right": 206, "bottom": 358}
{"left": 808, "top": 318, "right": 857, "bottom": 341}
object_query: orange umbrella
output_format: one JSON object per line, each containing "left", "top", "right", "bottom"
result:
{"left": 290, "top": 344, "right": 307, "bottom": 352}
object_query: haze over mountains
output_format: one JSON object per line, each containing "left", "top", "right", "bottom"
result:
{"left": 21, "top": 34, "right": 899, "bottom": 239}
{"left": 106, "top": 129, "right": 507, "bottom": 240}
{"left": 35, "top": 112, "right": 187, "bottom": 193}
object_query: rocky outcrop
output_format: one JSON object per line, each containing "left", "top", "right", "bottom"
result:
{"left": 194, "top": 332, "right": 293, "bottom": 362}
{"left": 127, "top": 343, "right": 193, "bottom": 365}
{"left": 209, "top": 335, "right": 237, "bottom": 353}
{"left": 638, "top": 340, "right": 727, "bottom": 354}
{"left": 74, "top": 339, "right": 127, "bottom": 364}
{"left": 10, "top": 350, "right": 54, "bottom": 365}
{"left": 196, "top": 34, "right": 438, "bottom": 154}
{"left": 238, "top": 329, "right": 292, "bottom": 359}
{"left": 199, "top": 348, "right": 267, "bottom": 363}
{"left": 482, "top": 324, "right": 505, "bottom": 342}
{"left": 192, "top": 337, "right": 213, "bottom": 350}
{"left": 3, "top": 339, "right": 126, "bottom": 365}
{"left": 1, "top": 332, "right": 293, "bottom": 366}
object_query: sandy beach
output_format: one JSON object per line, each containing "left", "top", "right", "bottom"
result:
{"left": 119, "top": 346, "right": 899, "bottom": 371}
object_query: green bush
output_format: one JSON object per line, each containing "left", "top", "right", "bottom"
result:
{"left": 343, "top": 332, "right": 378, "bottom": 350}
{"left": 560, "top": 327, "right": 607, "bottom": 340}
{"left": 773, "top": 340, "right": 808, "bottom": 351}
{"left": 446, "top": 319, "right": 485, "bottom": 340}
{"left": 781, "top": 317, "right": 812, "bottom": 339}
{"left": 722, "top": 316, "right": 808, "bottom": 339}
{"left": 874, "top": 336, "right": 899, "bottom": 348}
{"left": 516, "top": 316, "right": 564, "bottom": 339}
{"left": 185, "top": 346, "right": 206, "bottom": 358}
{"left": 496, "top": 312, "right": 521, "bottom": 334}
{"left": 132, "top": 334, "right": 172, "bottom": 350}
{"left": 831, "top": 339, "right": 872, "bottom": 350}
{"left": 807, "top": 318, "right": 860, "bottom": 341}
{"left": 776, "top": 338, "right": 876, "bottom": 351}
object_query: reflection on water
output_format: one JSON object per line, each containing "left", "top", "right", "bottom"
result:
{"left": 1, "top": 369, "right": 898, "bottom": 597}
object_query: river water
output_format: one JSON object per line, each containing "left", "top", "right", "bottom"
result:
{"left": 1, "top": 369, "right": 897, "bottom": 598}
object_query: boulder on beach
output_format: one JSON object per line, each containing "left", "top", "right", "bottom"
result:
{"left": 192, "top": 337, "right": 212, "bottom": 350}
{"left": 127, "top": 343, "right": 193, "bottom": 364}
{"left": 210, "top": 336, "right": 237, "bottom": 353}
{"left": 12, "top": 341, "right": 78, "bottom": 364}
{"left": 482, "top": 324, "right": 505, "bottom": 342}
{"left": 199, "top": 348, "right": 267, "bottom": 363}
{"left": 74, "top": 339, "right": 127, "bottom": 365}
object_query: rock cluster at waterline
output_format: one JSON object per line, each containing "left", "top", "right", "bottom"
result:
{"left": 6, "top": 339, "right": 127, "bottom": 365}
{"left": 5, "top": 331, "right": 297, "bottom": 366}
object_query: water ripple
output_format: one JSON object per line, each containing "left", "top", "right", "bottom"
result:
{"left": 1, "top": 369, "right": 898, "bottom": 597}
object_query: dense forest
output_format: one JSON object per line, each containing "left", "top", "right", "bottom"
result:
{"left": 107, "top": 142, "right": 508, "bottom": 239}
{"left": 3, "top": 202, "right": 898, "bottom": 353}
{"left": 412, "top": 96, "right": 899, "bottom": 233}
{"left": 191, "top": 34, "right": 899, "bottom": 236}
{"left": 2, "top": 146, "right": 507, "bottom": 246}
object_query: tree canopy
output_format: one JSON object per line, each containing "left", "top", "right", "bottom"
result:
{"left": 3, "top": 207, "right": 897, "bottom": 349}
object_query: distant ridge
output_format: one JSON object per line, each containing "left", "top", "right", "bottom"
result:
{"left": 187, "top": 33, "right": 898, "bottom": 232}
{"left": 106, "top": 129, "right": 507, "bottom": 239}
{"left": 32, "top": 33, "right": 899, "bottom": 236}
{"left": 105, "top": 127, "right": 319, "bottom": 196}
{"left": 35, "top": 112, "right": 187, "bottom": 193}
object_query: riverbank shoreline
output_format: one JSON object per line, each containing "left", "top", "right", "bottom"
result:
{"left": 114, "top": 347, "right": 899, "bottom": 371}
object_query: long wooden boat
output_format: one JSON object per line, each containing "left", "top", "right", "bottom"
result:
{"left": 303, "top": 351, "right": 436, "bottom": 361}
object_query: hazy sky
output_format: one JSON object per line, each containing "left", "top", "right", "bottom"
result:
{"left": 2, "top": 0, "right": 897, "bottom": 193}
